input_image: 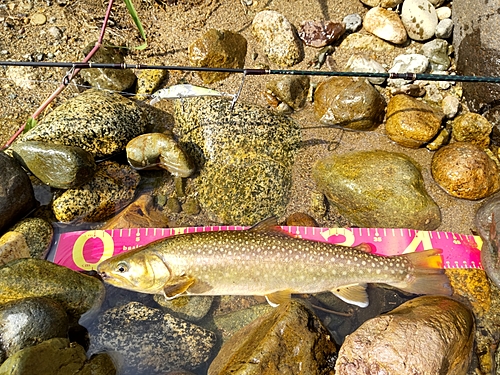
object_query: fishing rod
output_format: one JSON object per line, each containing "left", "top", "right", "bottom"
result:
{"left": 2, "top": 60, "right": 500, "bottom": 84}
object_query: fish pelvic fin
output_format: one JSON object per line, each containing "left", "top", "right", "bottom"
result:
{"left": 391, "top": 249, "right": 453, "bottom": 296}
{"left": 163, "top": 275, "right": 195, "bottom": 299}
{"left": 265, "top": 290, "right": 292, "bottom": 307}
{"left": 331, "top": 283, "right": 369, "bottom": 308}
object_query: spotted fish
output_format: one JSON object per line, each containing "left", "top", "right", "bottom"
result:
{"left": 97, "top": 219, "right": 452, "bottom": 307}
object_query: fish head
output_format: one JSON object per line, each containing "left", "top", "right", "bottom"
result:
{"left": 97, "top": 249, "right": 171, "bottom": 294}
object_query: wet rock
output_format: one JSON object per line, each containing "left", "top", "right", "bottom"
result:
{"left": 265, "top": 76, "right": 310, "bottom": 111}
{"left": 102, "top": 193, "right": 168, "bottom": 230}
{"left": 451, "top": 112, "right": 492, "bottom": 148}
{"left": 313, "top": 150, "right": 441, "bottom": 229}
{"left": 310, "top": 191, "right": 327, "bottom": 216}
{"left": 80, "top": 42, "right": 136, "bottom": 92}
{"left": 18, "top": 89, "right": 145, "bottom": 158}
{"left": 0, "top": 338, "right": 87, "bottom": 375}
{"left": 52, "top": 161, "right": 140, "bottom": 222}
{"left": 435, "top": 18, "right": 453, "bottom": 39}
{"left": 188, "top": 29, "right": 247, "bottom": 84}
{"left": 336, "top": 296, "right": 474, "bottom": 375}
{"left": 208, "top": 300, "right": 337, "bottom": 375}
{"left": 135, "top": 69, "right": 169, "bottom": 100}
{"left": 174, "top": 97, "right": 301, "bottom": 225}
{"left": 10, "top": 141, "right": 96, "bottom": 189}
{"left": 388, "top": 54, "right": 429, "bottom": 87}
{"left": 77, "top": 353, "right": 117, "bottom": 375}
{"left": 126, "top": 133, "right": 194, "bottom": 177}
{"left": 88, "top": 302, "right": 217, "bottom": 375}
{"left": 0, "top": 152, "right": 36, "bottom": 233}
{"left": 0, "top": 297, "right": 69, "bottom": 361}
{"left": 297, "top": 20, "right": 345, "bottom": 48}
{"left": 344, "top": 55, "right": 386, "bottom": 85}
{"left": 363, "top": 7, "right": 407, "bottom": 44}
{"left": 0, "top": 232, "right": 30, "bottom": 267}
{"left": 8, "top": 217, "right": 53, "bottom": 259}
{"left": 154, "top": 295, "right": 214, "bottom": 323}
{"left": 421, "top": 38, "right": 450, "bottom": 71}
{"left": 342, "top": 14, "right": 362, "bottom": 33}
{"left": 252, "top": 10, "right": 302, "bottom": 67}
{"left": 181, "top": 197, "right": 200, "bottom": 215}
{"left": 431, "top": 142, "right": 500, "bottom": 200}
{"left": 401, "top": 0, "right": 438, "bottom": 41}
{"left": 0, "top": 258, "right": 104, "bottom": 318}
{"left": 426, "top": 127, "right": 450, "bottom": 151}
{"left": 285, "top": 212, "right": 318, "bottom": 227}
{"left": 385, "top": 94, "right": 443, "bottom": 148}
{"left": 314, "top": 77, "right": 385, "bottom": 131}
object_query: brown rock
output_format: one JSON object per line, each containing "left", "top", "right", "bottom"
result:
{"left": 298, "top": 20, "right": 345, "bottom": 48}
{"left": 452, "top": 112, "right": 492, "bottom": 148}
{"left": 336, "top": 296, "right": 474, "bottom": 375}
{"left": 385, "top": 94, "right": 443, "bottom": 148}
{"left": 285, "top": 212, "right": 318, "bottom": 227}
{"left": 0, "top": 232, "right": 30, "bottom": 266}
{"left": 431, "top": 142, "right": 500, "bottom": 200}
{"left": 363, "top": 7, "right": 407, "bottom": 44}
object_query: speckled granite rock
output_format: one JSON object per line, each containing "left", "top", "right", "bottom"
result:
{"left": 336, "top": 296, "right": 474, "bottom": 375}
{"left": 451, "top": 113, "right": 492, "bottom": 148}
{"left": 0, "top": 152, "right": 36, "bottom": 233}
{"left": 52, "top": 161, "right": 140, "bottom": 223}
{"left": 174, "top": 97, "right": 301, "bottom": 225}
{"left": 18, "top": 89, "right": 145, "bottom": 158}
{"left": 431, "top": 142, "right": 500, "bottom": 200}
{"left": 208, "top": 300, "right": 337, "bottom": 375}
{"left": 313, "top": 150, "right": 441, "bottom": 229}
{"left": 0, "top": 258, "right": 104, "bottom": 319}
{"left": 188, "top": 29, "right": 247, "bottom": 84}
{"left": 8, "top": 218, "right": 53, "bottom": 259}
{"left": 9, "top": 141, "right": 96, "bottom": 189}
{"left": 314, "top": 77, "right": 385, "bottom": 131}
{"left": 135, "top": 69, "right": 169, "bottom": 101}
{"left": 0, "top": 232, "right": 30, "bottom": 266}
{"left": 88, "top": 302, "right": 217, "bottom": 375}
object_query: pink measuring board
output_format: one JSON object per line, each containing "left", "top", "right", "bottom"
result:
{"left": 48, "top": 226, "right": 483, "bottom": 272}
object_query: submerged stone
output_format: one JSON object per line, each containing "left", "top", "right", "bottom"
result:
{"left": 0, "top": 232, "right": 30, "bottom": 267}
{"left": 265, "top": 76, "right": 310, "bottom": 111}
{"left": 154, "top": 294, "right": 214, "bottom": 323}
{"left": 8, "top": 218, "right": 53, "bottom": 259}
{"left": 451, "top": 113, "right": 492, "bottom": 148}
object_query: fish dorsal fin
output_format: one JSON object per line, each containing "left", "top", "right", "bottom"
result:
{"left": 163, "top": 275, "right": 195, "bottom": 299}
{"left": 265, "top": 290, "right": 292, "bottom": 307}
{"left": 249, "top": 216, "right": 280, "bottom": 232}
{"left": 331, "top": 283, "right": 369, "bottom": 308}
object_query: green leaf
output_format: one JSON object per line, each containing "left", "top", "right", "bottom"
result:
{"left": 24, "top": 117, "right": 37, "bottom": 133}
{"left": 123, "top": 0, "right": 148, "bottom": 50}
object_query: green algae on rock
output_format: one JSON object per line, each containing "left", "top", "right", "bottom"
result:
{"left": 313, "top": 150, "right": 441, "bottom": 230}
{"left": 451, "top": 112, "right": 493, "bottom": 148}
{"left": 18, "top": 89, "right": 145, "bottom": 158}
{"left": 8, "top": 217, "right": 53, "bottom": 259}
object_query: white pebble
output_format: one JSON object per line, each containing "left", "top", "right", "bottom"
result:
{"left": 401, "top": 0, "right": 438, "bottom": 41}
{"left": 435, "top": 6, "right": 451, "bottom": 20}
{"left": 388, "top": 54, "right": 429, "bottom": 87}
{"left": 364, "top": 7, "right": 407, "bottom": 44}
{"left": 343, "top": 13, "right": 363, "bottom": 33}
{"left": 345, "top": 55, "right": 387, "bottom": 85}
{"left": 441, "top": 95, "right": 461, "bottom": 118}
{"left": 435, "top": 18, "right": 453, "bottom": 39}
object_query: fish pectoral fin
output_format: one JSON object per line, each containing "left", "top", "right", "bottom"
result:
{"left": 331, "top": 283, "right": 369, "bottom": 308}
{"left": 163, "top": 275, "right": 195, "bottom": 299}
{"left": 265, "top": 290, "right": 292, "bottom": 307}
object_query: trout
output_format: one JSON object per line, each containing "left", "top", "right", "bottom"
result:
{"left": 97, "top": 219, "right": 452, "bottom": 307}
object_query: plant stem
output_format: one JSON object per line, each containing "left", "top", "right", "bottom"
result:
{"left": 2, "top": 0, "right": 115, "bottom": 150}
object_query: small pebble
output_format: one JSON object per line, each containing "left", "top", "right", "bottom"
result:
{"left": 388, "top": 54, "right": 429, "bottom": 87}
{"left": 343, "top": 13, "right": 362, "bottom": 33}
{"left": 30, "top": 13, "right": 46, "bottom": 25}
{"left": 435, "top": 18, "right": 453, "bottom": 39}
{"left": 441, "top": 95, "right": 460, "bottom": 118}
{"left": 435, "top": 6, "right": 451, "bottom": 20}
{"left": 47, "top": 26, "right": 62, "bottom": 39}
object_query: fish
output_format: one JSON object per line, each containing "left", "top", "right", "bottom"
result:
{"left": 97, "top": 218, "right": 452, "bottom": 308}
{"left": 150, "top": 84, "right": 228, "bottom": 105}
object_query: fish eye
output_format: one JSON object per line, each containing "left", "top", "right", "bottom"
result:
{"left": 116, "top": 262, "right": 129, "bottom": 273}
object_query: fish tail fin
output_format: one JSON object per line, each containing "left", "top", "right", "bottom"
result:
{"left": 391, "top": 249, "right": 453, "bottom": 296}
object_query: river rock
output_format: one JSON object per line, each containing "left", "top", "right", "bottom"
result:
{"left": 265, "top": 76, "right": 310, "bottom": 111}
{"left": 338, "top": 33, "right": 395, "bottom": 54}
{"left": 314, "top": 77, "right": 385, "bottom": 131}
{"left": 0, "top": 152, "right": 36, "bottom": 233}
{"left": 208, "top": 300, "right": 337, "bottom": 375}
{"left": 401, "top": 0, "right": 438, "bottom": 41}
{"left": 313, "top": 150, "right": 441, "bottom": 229}
{"left": 0, "top": 297, "right": 68, "bottom": 362}
{"left": 174, "top": 97, "right": 301, "bottom": 225}
{"left": 431, "top": 142, "right": 500, "bottom": 200}
{"left": 336, "top": 296, "right": 474, "bottom": 375}
{"left": 8, "top": 218, "right": 53, "bottom": 259}
{"left": 297, "top": 20, "right": 345, "bottom": 48}
{"left": 451, "top": 113, "right": 492, "bottom": 148}
{"left": 17, "top": 89, "right": 145, "bottom": 158}
{"left": 10, "top": 141, "right": 96, "bottom": 189}
{"left": 0, "top": 232, "right": 30, "bottom": 267}
{"left": 188, "top": 29, "right": 247, "bottom": 84}
{"left": 52, "top": 161, "right": 140, "bottom": 222}
{"left": 154, "top": 295, "right": 214, "bottom": 323}
{"left": 343, "top": 14, "right": 363, "bottom": 33}
{"left": 441, "top": 95, "right": 461, "bottom": 119}
{"left": 135, "top": 69, "right": 169, "bottom": 100}
{"left": 344, "top": 55, "right": 386, "bottom": 85}
{"left": 385, "top": 94, "right": 443, "bottom": 148}
{"left": 421, "top": 38, "right": 450, "bottom": 71}
{"left": 77, "top": 353, "right": 117, "bottom": 375}
{"left": 388, "top": 54, "right": 429, "bottom": 87}
{"left": 364, "top": 7, "right": 407, "bottom": 44}
{"left": 0, "top": 258, "right": 104, "bottom": 319}
{"left": 252, "top": 10, "right": 302, "bottom": 67}
{"left": 435, "top": 18, "right": 453, "bottom": 39}
{"left": 88, "top": 302, "right": 217, "bottom": 375}
{"left": 80, "top": 42, "right": 136, "bottom": 92}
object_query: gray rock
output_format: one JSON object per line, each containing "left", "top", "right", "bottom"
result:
{"left": 18, "top": 89, "right": 145, "bottom": 158}
{"left": 265, "top": 75, "right": 310, "bottom": 110}
{"left": 343, "top": 14, "right": 363, "bottom": 33}
{"left": 208, "top": 300, "right": 337, "bottom": 375}
{"left": 10, "top": 141, "right": 96, "bottom": 189}
{"left": 154, "top": 294, "right": 214, "bottom": 323}
{"left": 313, "top": 150, "right": 441, "bottom": 229}
{"left": 435, "top": 18, "right": 453, "bottom": 39}
{"left": 88, "top": 302, "right": 217, "bottom": 375}
{"left": 344, "top": 55, "right": 386, "bottom": 85}
{"left": 8, "top": 217, "right": 53, "bottom": 259}
{"left": 0, "top": 152, "right": 36, "bottom": 233}
{"left": 80, "top": 42, "right": 136, "bottom": 92}
{"left": 421, "top": 39, "right": 450, "bottom": 71}
{"left": 52, "top": 161, "right": 140, "bottom": 223}
{"left": 335, "top": 296, "right": 474, "bottom": 375}
{"left": 0, "top": 258, "right": 104, "bottom": 319}
{"left": 0, "top": 297, "right": 68, "bottom": 362}
{"left": 401, "top": 0, "right": 438, "bottom": 41}
{"left": 313, "top": 77, "right": 385, "bottom": 131}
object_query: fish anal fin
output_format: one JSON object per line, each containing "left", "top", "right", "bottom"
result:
{"left": 163, "top": 275, "right": 195, "bottom": 299}
{"left": 265, "top": 290, "right": 292, "bottom": 307}
{"left": 331, "top": 283, "right": 369, "bottom": 308}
